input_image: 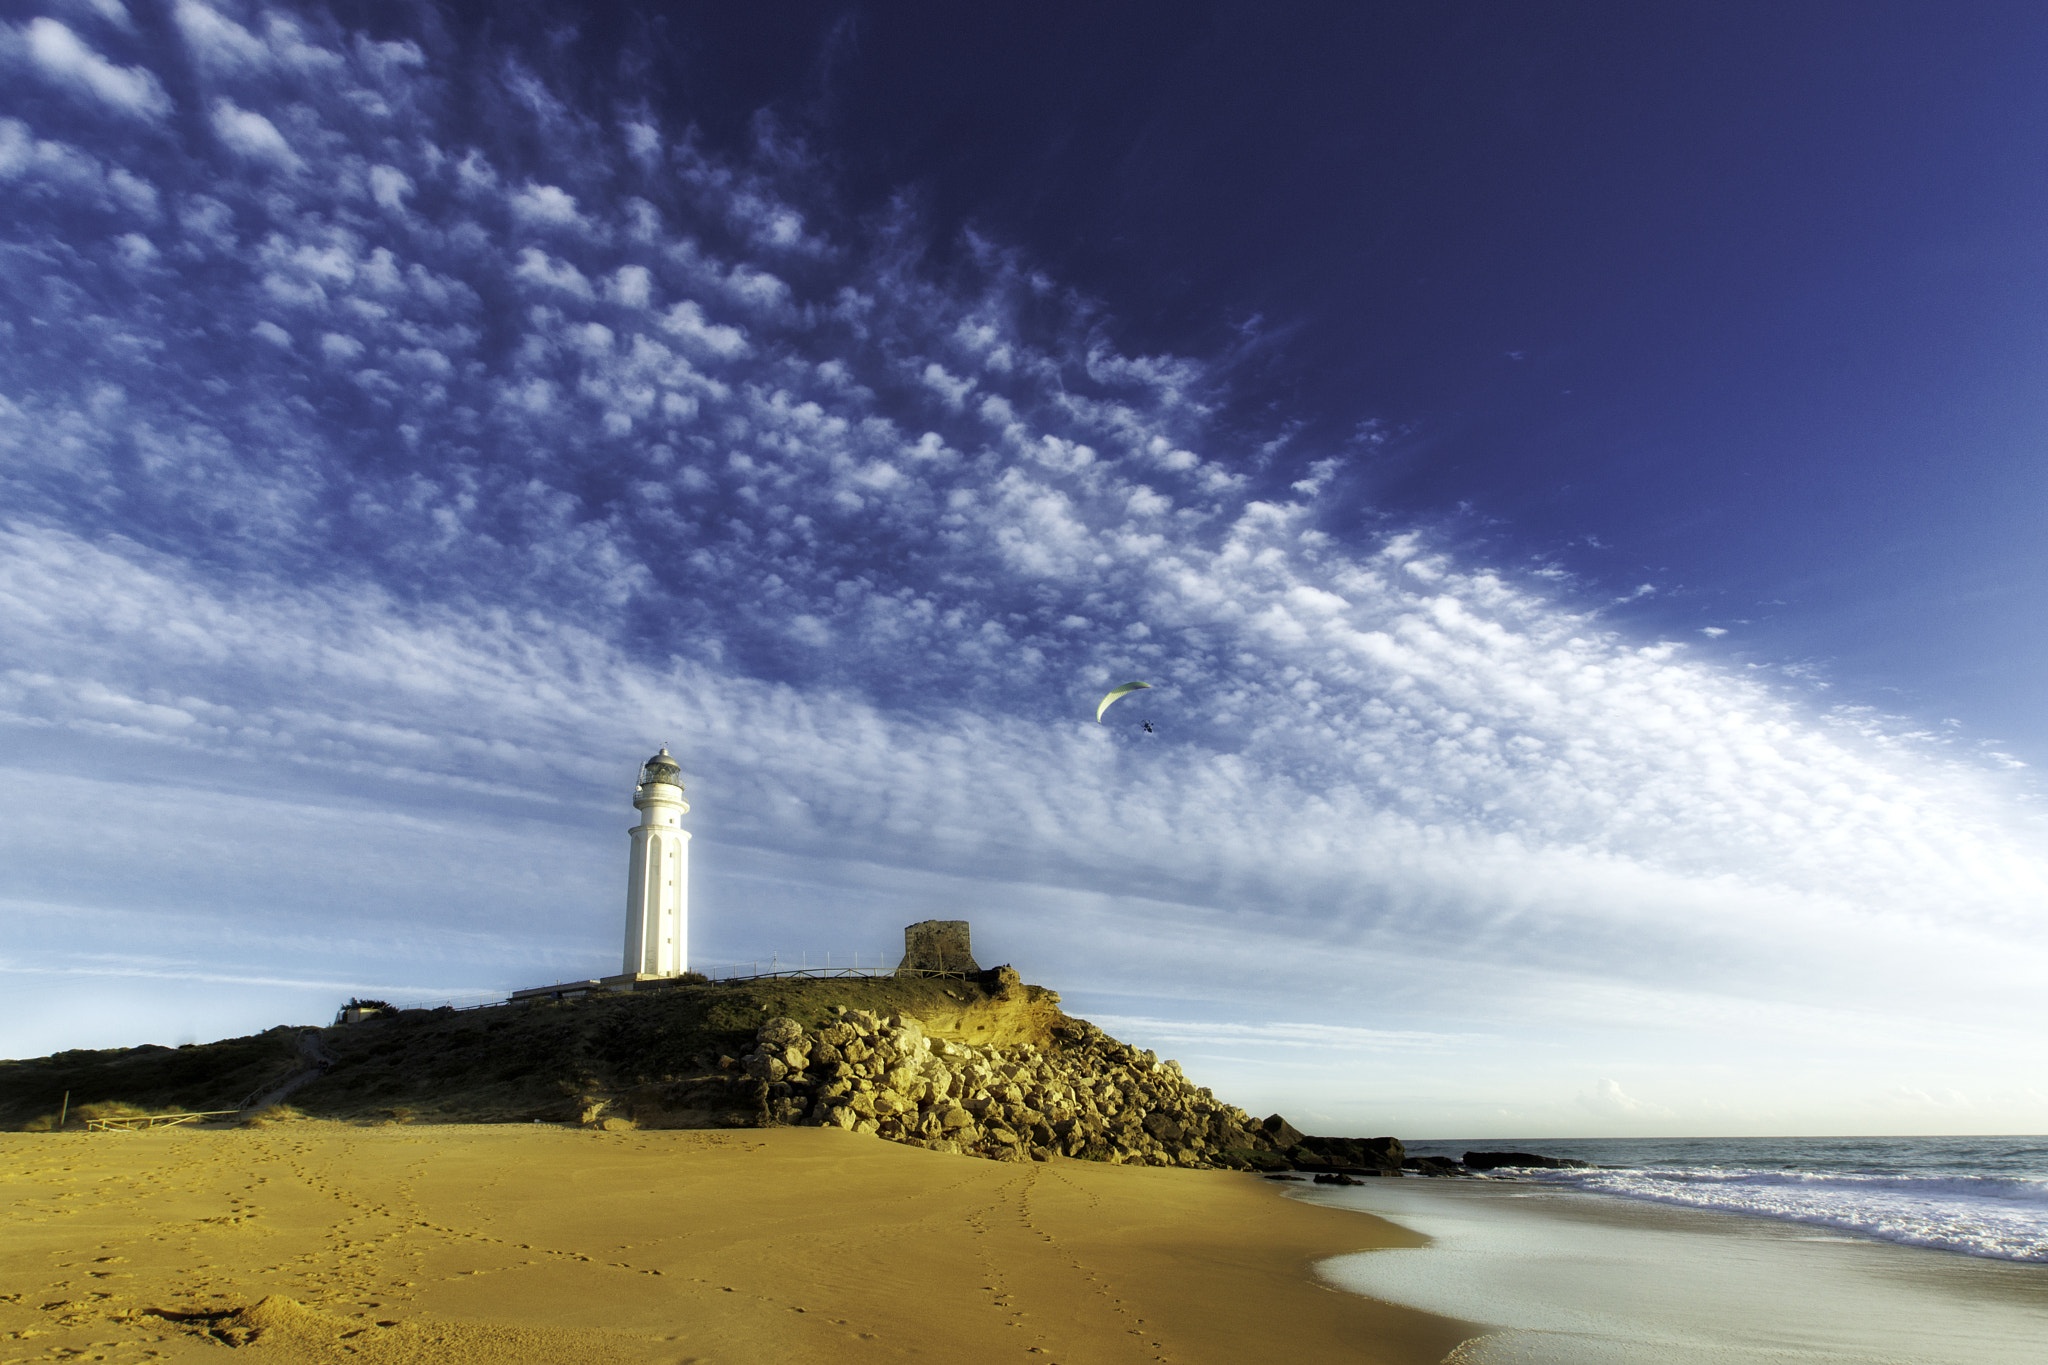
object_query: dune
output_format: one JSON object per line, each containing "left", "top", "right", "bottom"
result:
{"left": 0, "top": 1121, "right": 1472, "bottom": 1364}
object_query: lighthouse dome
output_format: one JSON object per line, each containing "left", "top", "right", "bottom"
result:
{"left": 638, "top": 747, "right": 684, "bottom": 789}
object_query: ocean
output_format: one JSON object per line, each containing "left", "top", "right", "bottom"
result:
{"left": 1400, "top": 1135, "right": 2048, "bottom": 1262}
{"left": 1301, "top": 1137, "right": 2048, "bottom": 1365}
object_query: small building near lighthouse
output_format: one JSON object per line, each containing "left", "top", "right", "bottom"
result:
{"left": 622, "top": 746, "right": 689, "bottom": 978}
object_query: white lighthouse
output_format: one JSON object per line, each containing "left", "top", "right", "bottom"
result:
{"left": 622, "top": 746, "right": 690, "bottom": 977}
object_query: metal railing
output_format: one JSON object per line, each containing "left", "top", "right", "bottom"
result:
{"left": 700, "top": 948, "right": 900, "bottom": 981}
{"left": 333, "top": 951, "right": 981, "bottom": 1019}
{"left": 87, "top": 1110, "right": 238, "bottom": 1131}
{"left": 367, "top": 991, "right": 509, "bottom": 1014}
{"left": 702, "top": 964, "right": 973, "bottom": 983}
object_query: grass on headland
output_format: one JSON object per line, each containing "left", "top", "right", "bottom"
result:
{"left": 236, "top": 1103, "right": 308, "bottom": 1127}
{"left": 2, "top": 974, "right": 1057, "bottom": 1130}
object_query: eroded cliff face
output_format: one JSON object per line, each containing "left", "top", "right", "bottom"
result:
{"left": 594, "top": 973, "right": 1418, "bottom": 1175}
{"left": 623, "top": 985, "right": 1281, "bottom": 1169}
{"left": 883, "top": 967, "right": 1068, "bottom": 1048}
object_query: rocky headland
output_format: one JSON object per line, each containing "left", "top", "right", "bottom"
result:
{"left": 675, "top": 997, "right": 1387, "bottom": 1171}
{"left": 2, "top": 966, "right": 1579, "bottom": 1178}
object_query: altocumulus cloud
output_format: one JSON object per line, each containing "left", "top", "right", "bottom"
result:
{"left": 3, "top": 0, "right": 2045, "bottom": 1133}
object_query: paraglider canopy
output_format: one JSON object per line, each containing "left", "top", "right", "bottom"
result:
{"left": 1096, "top": 681, "right": 1151, "bottom": 722}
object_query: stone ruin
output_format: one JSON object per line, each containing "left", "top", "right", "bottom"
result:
{"left": 896, "top": 919, "right": 979, "bottom": 974}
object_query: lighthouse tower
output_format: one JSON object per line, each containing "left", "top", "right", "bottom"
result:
{"left": 623, "top": 746, "right": 690, "bottom": 977}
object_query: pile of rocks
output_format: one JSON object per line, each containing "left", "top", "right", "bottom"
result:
{"left": 723, "top": 1007, "right": 1284, "bottom": 1167}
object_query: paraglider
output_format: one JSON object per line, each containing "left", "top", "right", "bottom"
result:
{"left": 1096, "top": 680, "right": 1151, "bottom": 722}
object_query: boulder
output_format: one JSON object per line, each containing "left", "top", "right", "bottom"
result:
{"left": 1142, "top": 1112, "right": 1184, "bottom": 1144}
{"left": 757, "top": 1017, "right": 804, "bottom": 1048}
{"left": 1358, "top": 1136, "right": 1405, "bottom": 1169}
{"left": 1261, "top": 1114, "right": 1305, "bottom": 1150}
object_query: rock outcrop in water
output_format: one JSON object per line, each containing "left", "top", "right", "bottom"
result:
{"left": 1460, "top": 1150, "right": 1592, "bottom": 1171}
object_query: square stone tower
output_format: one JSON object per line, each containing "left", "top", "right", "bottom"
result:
{"left": 897, "top": 919, "right": 980, "bottom": 974}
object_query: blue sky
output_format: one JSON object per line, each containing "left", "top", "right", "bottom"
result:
{"left": 3, "top": 0, "right": 2046, "bottom": 1138}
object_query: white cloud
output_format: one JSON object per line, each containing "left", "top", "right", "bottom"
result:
{"left": 172, "top": 0, "right": 270, "bottom": 71}
{"left": 511, "top": 181, "right": 585, "bottom": 229}
{"left": 209, "top": 98, "right": 304, "bottom": 171}
{"left": 513, "top": 248, "right": 593, "bottom": 298}
{"left": 1576, "top": 1078, "right": 1672, "bottom": 1118}
{"left": 658, "top": 300, "right": 747, "bottom": 356}
{"left": 113, "top": 231, "right": 156, "bottom": 267}
{"left": 456, "top": 149, "right": 497, "bottom": 194}
{"left": 920, "top": 362, "right": 975, "bottom": 410}
{"left": 16, "top": 17, "right": 170, "bottom": 118}
{"left": 622, "top": 120, "right": 659, "bottom": 167}
{"left": 724, "top": 265, "right": 788, "bottom": 310}
{"left": 106, "top": 166, "right": 158, "bottom": 216}
{"left": 367, "top": 163, "right": 413, "bottom": 212}
{"left": 1291, "top": 455, "right": 1342, "bottom": 497}
{"left": 611, "top": 264, "right": 652, "bottom": 308}
{"left": 77, "top": 0, "right": 137, "bottom": 31}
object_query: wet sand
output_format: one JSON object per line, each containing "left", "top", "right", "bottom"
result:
{"left": 0, "top": 1123, "right": 1471, "bottom": 1364}
{"left": 1302, "top": 1178, "right": 2048, "bottom": 1364}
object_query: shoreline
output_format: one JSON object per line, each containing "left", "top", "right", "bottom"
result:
{"left": 1296, "top": 1175, "right": 2048, "bottom": 1365}
{"left": 0, "top": 1122, "right": 1476, "bottom": 1364}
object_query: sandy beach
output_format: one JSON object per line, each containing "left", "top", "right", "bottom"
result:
{"left": 0, "top": 1122, "right": 1472, "bottom": 1365}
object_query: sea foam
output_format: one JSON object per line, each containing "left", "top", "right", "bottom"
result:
{"left": 1504, "top": 1151, "right": 2048, "bottom": 1262}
